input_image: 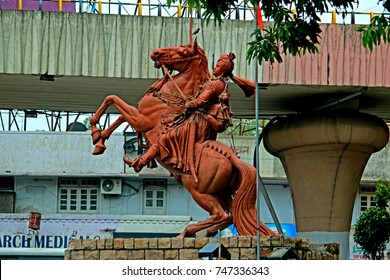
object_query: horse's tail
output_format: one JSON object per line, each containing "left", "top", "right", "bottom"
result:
{"left": 230, "top": 153, "right": 274, "bottom": 236}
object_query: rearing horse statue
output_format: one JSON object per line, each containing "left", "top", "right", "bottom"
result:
{"left": 90, "top": 40, "right": 274, "bottom": 237}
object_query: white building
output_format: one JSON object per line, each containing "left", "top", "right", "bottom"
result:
{"left": 0, "top": 130, "right": 389, "bottom": 259}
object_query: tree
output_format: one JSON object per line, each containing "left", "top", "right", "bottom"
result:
{"left": 353, "top": 179, "right": 390, "bottom": 260}
{"left": 226, "top": 118, "right": 266, "bottom": 136}
{"left": 168, "top": 1, "right": 390, "bottom": 64}
{"left": 358, "top": 10, "right": 390, "bottom": 52}
{"left": 83, "top": 116, "right": 91, "bottom": 130}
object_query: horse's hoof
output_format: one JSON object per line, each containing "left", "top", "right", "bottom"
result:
{"left": 132, "top": 158, "right": 145, "bottom": 173}
{"left": 91, "top": 127, "right": 101, "bottom": 145}
{"left": 124, "top": 156, "right": 145, "bottom": 173}
{"left": 123, "top": 155, "right": 134, "bottom": 166}
{"left": 133, "top": 165, "right": 143, "bottom": 173}
{"left": 92, "top": 142, "right": 106, "bottom": 155}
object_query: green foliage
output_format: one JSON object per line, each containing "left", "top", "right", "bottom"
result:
{"left": 357, "top": 14, "right": 390, "bottom": 52}
{"left": 353, "top": 179, "right": 390, "bottom": 260}
{"left": 247, "top": 0, "right": 355, "bottom": 63}
{"left": 247, "top": 27, "right": 283, "bottom": 65}
{"left": 167, "top": 0, "right": 234, "bottom": 23}
{"left": 83, "top": 116, "right": 91, "bottom": 130}
{"left": 225, "top": 118, "right": 268, "bottom": 136}
{"left": 354, "top": 208, "right": 390, "bottom": 259}
{"left": 168, "top": 1, "right": 390, "bottom": 63}
{"left": 247, "top": 8, "right": 321, "bottom": 64}
{"left": 374, "top": 179, "right": 390, "bottom": 209}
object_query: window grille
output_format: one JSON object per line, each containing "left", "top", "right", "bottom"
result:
{"left": 58, "top": 178, "right": 99, "bottom": 213}
{"left": 359, "top": 185, "right": 390, "bottom": 214}
{"left": 143, "top": 179, "right": 167, "bottom": 215}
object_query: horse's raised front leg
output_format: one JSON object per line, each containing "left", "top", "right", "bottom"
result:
{"left": 90, "top": 97, "right": 115, "bottom": 145}
{"left": 92, "top": 115, "right": 125, "bottom": 155}
{"left": 90, "top": 95, "right": 146, "bottom": 143}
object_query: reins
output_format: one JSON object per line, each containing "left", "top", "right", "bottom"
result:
{"left": 162, "top": 64, "right": 187, "bottom": 101}
{"left": 147, "top": 46, "right": 208, "bottom": 108}
{"left": 160, "top": 51, "right": 202, "bottom": 100}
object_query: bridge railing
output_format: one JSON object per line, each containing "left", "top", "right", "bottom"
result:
{"left": 0, "top": 0, "right": 387, "bottom": 24}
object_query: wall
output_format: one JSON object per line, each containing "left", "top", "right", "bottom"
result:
{"left": 218, "top": 135, "right": 287, "bottom": 178}
{"left": 64, "top": 236, "right": 340, "bottom": 260}
{"left": 1, "top": 130, "right": 388, "bottom": 225}
{"left": 1, "top": 10, "right": 388, "bottom": 87}
{"left": 0, "top": 132, "right": 286, "bottom": 177}
{"left": 363, "top": 143, "right": 390, "bottom": 180}
{"left": 262, "top": 24, "right": 390, "bottom": 87}
{"left": 0, "top": 131, "right": 294, "bottom": 224}
{"left": 1, "top": 131, "right": 389, "bottom": 259}
{"left": 8, "top": 175, "right": 209, "bottom": 220}
{"left": 5, "top": 131, "right": 387, "bottom": 180}
{"left": 0, "top": 131, "right": 126, "bottom": 176}
{"left": 0, "top": 10, "right": 257, "bottom": 80}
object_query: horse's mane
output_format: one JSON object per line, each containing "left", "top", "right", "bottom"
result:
{"left": 144, "top": 43, "right": 211, "bottom": 95}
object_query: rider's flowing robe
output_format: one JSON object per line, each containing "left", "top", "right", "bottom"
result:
{"left": 157, "top": 109, "right": 218, "bottom": 175}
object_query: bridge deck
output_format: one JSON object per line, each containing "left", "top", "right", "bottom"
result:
{"left": 0, "top": 10, "right": 389, "bottom": 120}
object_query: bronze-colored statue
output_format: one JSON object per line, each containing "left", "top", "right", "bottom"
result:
{"left": 90, "top": 40, "right": 274, "bottom": 237}
{"left": 123, "top": 52, "right": 237, "bottom": 181}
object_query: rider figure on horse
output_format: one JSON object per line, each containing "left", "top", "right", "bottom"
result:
{"left": 91, "top": 41, "right": 274, "bottom": 237}
{"left": 124, "top": 52, "right": 255, "bottom": 180}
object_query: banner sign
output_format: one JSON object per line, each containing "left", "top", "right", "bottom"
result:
{"left": 0, "top": 234, "right": 101, "bottom": 249}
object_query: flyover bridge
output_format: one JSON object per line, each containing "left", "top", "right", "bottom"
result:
{"left": 0, "top": 2, "right": 389, "bottom": 130}
{"left": 1, "top": 2, "right": 390, "bottom": 259}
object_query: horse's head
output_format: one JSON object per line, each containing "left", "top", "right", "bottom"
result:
{"left": 150, "top": 39, "right": 208, "bottom": 74}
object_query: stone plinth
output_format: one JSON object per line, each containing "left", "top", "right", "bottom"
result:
{"left": 64, "top": 236, "right": 340, "bottom": 260}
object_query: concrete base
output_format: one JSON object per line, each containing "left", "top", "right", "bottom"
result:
{"left": 298, "top": 231, "right": 349, "bottom": 260}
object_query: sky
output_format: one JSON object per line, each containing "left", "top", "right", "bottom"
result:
{"left": 0, "top": 1, "right": 387, "bottom": 131}
{"left": 324, "top": 1, "right": 386, "bottom": 24}
{"left": 75, "top": 1, "right": 386, "bottom": 24}
{"left": 354, "top": 1, "right": 385, "bottom": 12}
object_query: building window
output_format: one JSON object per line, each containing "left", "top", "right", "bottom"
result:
{"left": 143, "top": 179, "right": 166, "bottom": 215}
{"left": 359, "top": 186, "right": 377, "bottom": 213}
{"left": 0, "top": 176, "right": 14, "bottom": 191}
{"left": 58, "top": 178, "right": 99, "bottom": 213}
{"left": 360, "top": 185, "right": 390, "bottom": 214}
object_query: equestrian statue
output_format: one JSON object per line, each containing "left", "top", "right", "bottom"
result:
{"left": 90, "top": 38, "right": 274, "bottom": 237}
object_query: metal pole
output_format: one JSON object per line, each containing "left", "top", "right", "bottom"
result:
{"left": 254, "top": 3, "right": 261, "bottom": 261}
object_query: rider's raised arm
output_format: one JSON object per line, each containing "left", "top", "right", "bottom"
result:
{"left": 230, "top": 74, "right": 256, "bottom": 97}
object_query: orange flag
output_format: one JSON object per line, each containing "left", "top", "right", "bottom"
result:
{"left": 257, "top": 3, "right": 264, "bottom": 30}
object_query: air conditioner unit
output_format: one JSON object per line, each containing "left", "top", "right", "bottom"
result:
{"left": 100, "top": 178, "right": 122, "bottom": 195}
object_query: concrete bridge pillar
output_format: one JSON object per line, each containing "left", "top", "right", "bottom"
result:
{"left": 262, "top": 111, "right": 389, "bottom": 259}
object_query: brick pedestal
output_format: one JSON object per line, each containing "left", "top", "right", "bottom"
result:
{"left": 65, "top": 236, "right": 340, "bottom": 260}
